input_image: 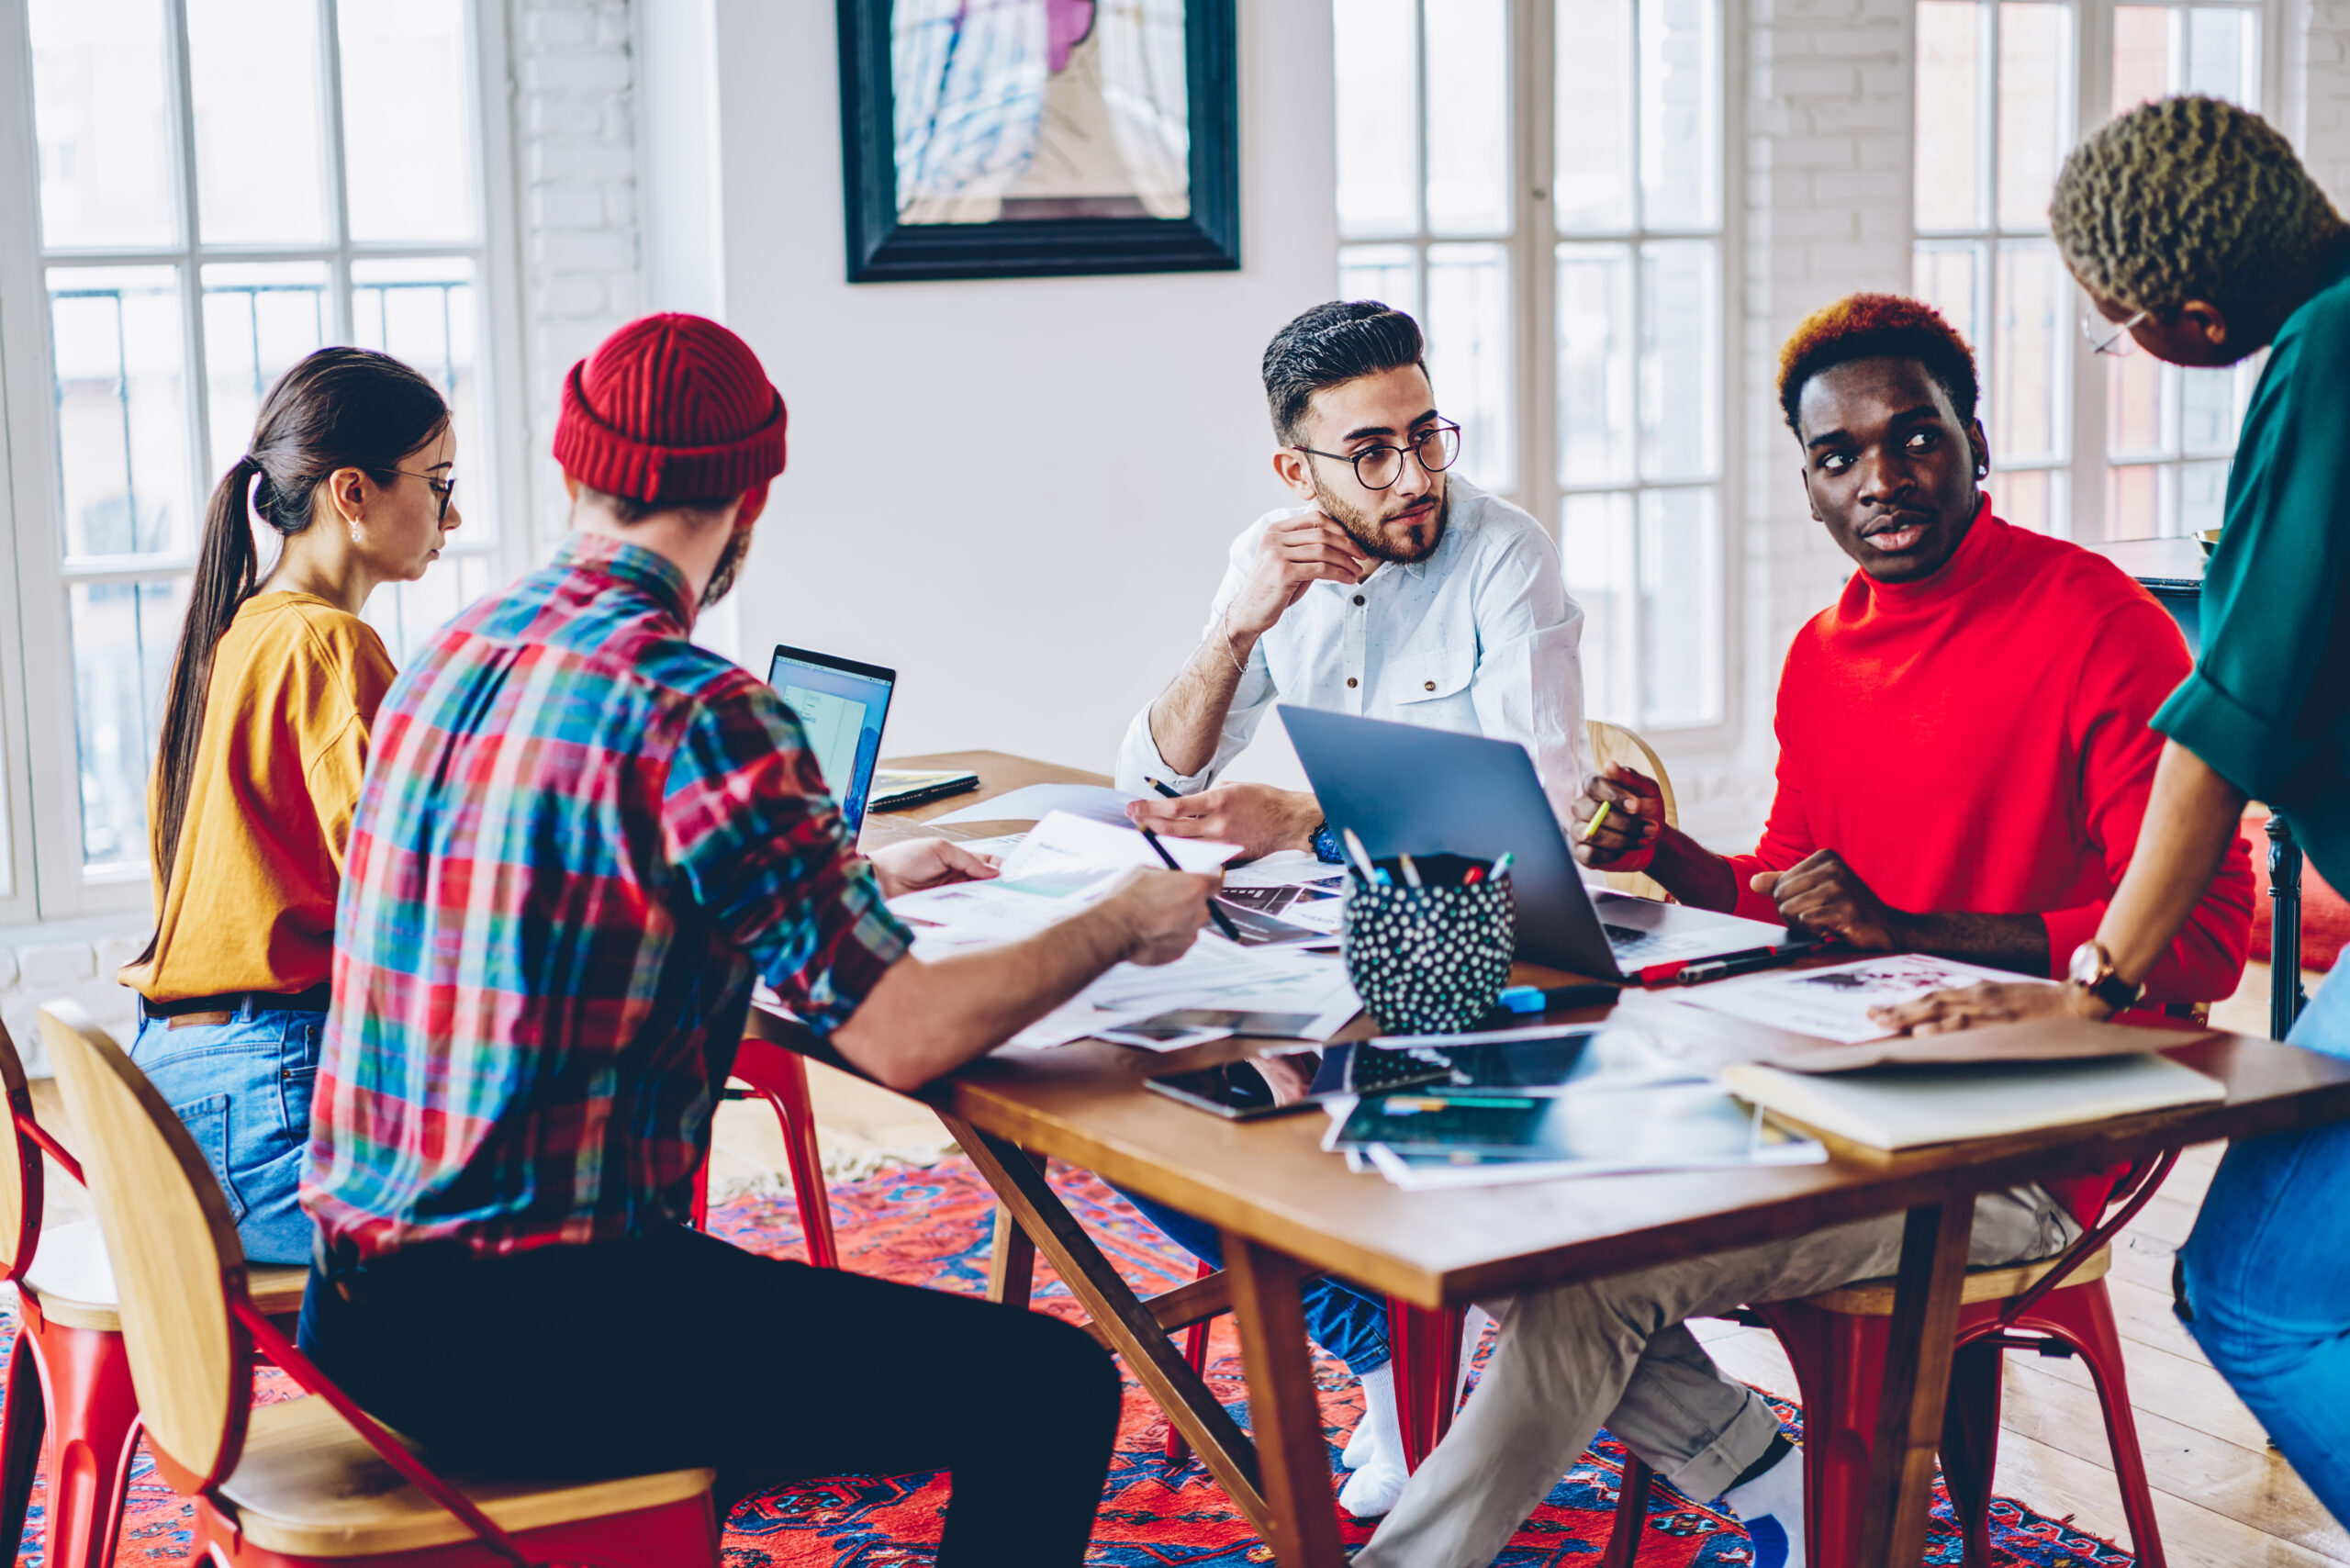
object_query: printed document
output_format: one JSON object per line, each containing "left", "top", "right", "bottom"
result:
{"left": 1670, "top": 954, "right": 2053, "bottom": 1043}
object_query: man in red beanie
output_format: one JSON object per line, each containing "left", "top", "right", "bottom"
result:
{"left": 299, "top": 314, "right": 1213, "bottom": 1559}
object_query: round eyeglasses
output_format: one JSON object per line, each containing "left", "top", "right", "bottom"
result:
{"left": 396, "top": 469, "right": 457, "bottom": 522}
{"left": 1292, "top": 420, "right": 1462, "bottom": 491}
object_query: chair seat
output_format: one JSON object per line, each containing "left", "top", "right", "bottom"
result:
{"left": 15, "top": 1222, "right": 310, "bottom": 1330}
{"left": 1798, "top": 1243, "right": 2112, "bottom": 1316}
{"left": 215, "top": 1394, "right": 714, "bottom": 1556}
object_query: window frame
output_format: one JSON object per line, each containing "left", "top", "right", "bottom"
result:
{"left": 1912, "top": 0, "right": 2279, "bottom": 543}
{"left": 0, "top": 0, "right": 532, "bottom": 922}
{"left": 1335, "top": 0, "right": 1744, "bottom": 750}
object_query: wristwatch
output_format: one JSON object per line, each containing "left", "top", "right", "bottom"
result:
{"left": 1309, "top": 819, "right": 1346, "bottom": 866}
{"left": 2068, "top": 940, "right": 2146, "bottom": 1014}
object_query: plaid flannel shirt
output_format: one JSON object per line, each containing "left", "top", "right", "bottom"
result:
{"left": 302, "top": 534, "right": 912, "bottom": 1261}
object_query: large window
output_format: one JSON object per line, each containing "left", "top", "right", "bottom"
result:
{"left": 1912, "top": 0, "right": 2269, "bottom": 541}
{"left": 1334, "top": 0, "right": 1729, "bottom": 734}
{"left": 4, "top": 0, "right": 515, "bottom": 911}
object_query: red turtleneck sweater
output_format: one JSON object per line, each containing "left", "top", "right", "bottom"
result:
{"left": 1727, "top": 502, "right": 2255, "bottom": 1217}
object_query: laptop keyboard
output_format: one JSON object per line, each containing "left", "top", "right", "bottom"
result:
{"left": 1603, "top": 922, "right": 1665, "bottom": 959}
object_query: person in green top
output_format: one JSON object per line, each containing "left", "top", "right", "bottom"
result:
{"left": 1879, "top": 95, "right": 2350, "bottom": 1522}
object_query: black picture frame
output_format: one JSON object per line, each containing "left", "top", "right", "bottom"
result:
{"left": 836, "top": 0, "right": 1240, "bottom": 284}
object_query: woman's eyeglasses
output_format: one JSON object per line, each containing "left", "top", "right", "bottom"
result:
{"left": 2081, "top": 308, "right": 2149, "bottom": 357}
{"left": 1292, "top": 420, "right": 1462, "bottom": 491}
{"left": 397, "top": 470, "right": 457, "bottom": 522}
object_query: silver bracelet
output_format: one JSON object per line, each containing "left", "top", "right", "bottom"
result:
{"left": 1217, "top": 610, "right": 1248, "bottom": 676}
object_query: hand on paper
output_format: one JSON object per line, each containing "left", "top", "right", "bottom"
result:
{"left": 1753, "top": 849, "right": 1907, "bottom": 949}
{"left": 1125, "top": 782, "right": 1322, "bottom": 858}
{"left": 1224, "top": 511, "right": 1373, "bottom": 639}
{"left": 1869, "top": 980, "right": 2092, "bottom": 1036}
{"left": 868, "top": 837, "right": 1001, "bottom": 899}
{"left": 1099, "top": 867, "right": 1220, "bottom": 966}
{"left": 1571, "top": 764, "right": 1665, "bottom": 868}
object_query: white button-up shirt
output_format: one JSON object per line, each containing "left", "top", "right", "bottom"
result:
{"left": 1115, "top": 477, "right": 1588, "bottom": 823}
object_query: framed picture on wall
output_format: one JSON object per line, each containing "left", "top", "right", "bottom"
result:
{"left": 837, "top": 0, "right": 1239, "bottom": 283}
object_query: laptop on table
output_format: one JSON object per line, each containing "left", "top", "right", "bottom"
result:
{"left": 1280, "top": 705, "right": 1793, "bottom": 978}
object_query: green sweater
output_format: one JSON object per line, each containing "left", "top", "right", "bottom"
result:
{"left": 2154, "top": 255, "right": 2350, "bottom": 893}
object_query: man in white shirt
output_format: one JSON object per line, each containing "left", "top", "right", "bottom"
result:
{"left": 1117, "top": 300, "right": 1586, "bottom": 857}
{"left": 1106, "top": 301, "right": 1585, "bottom": 1518}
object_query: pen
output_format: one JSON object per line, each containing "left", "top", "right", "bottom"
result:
{"left": 1138, "top": 823, "right": 1244, "bottom": 943}
{"left": 1339, "top": 825, "right": 1382, "bottom": 885}
{"left": 1462, "top": 862, "right": 1485, "bottom": 886}
{"left": 1638, "top": 940, "right": 1826, "bottom": 988}
{"left": 1581, "top": 801, "right": 1614, "bottom": 842}
{"left": 1397, "top": 853, "right": 1424, "bottom": 889}
{"left": 1490, "top": 852, "right": 1514, "bottom": 879}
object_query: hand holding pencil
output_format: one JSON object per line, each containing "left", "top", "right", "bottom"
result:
{"left": 1571, "top": 763, "right": 1664, "bottom": 870}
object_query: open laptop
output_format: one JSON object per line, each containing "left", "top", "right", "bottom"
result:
{"left": 1281, "top": 705, "right": 1793, "bottom": 977}
{"left": 767, "top": 644, "right": 896, "bottom": 834}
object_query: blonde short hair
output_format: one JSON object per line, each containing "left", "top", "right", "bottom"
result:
{"left": 2050, "top": 95, "right": 2344, "bottom": 318}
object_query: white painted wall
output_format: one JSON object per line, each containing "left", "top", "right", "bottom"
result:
{"left": 655, "top": 0, "right": 1338, "bottom": 782}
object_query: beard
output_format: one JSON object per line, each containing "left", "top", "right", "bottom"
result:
{"left": 1314, "top": 475, "right": 1448, "bottom": 565}
{"left": 700, "top": 524, "right": 753, "bottom": 610}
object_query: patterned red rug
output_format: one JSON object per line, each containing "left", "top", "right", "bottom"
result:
{"left": 7, "top": 1157, "right": 2134, "bottom": 1565}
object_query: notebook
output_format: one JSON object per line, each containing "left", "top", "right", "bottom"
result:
{"left": 1718, "top": 1053, "right": 2225, "bottom": 1151}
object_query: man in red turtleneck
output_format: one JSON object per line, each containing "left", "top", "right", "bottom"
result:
{"left": 1354, "top": 296, "right": 2254, "bottom": 1568}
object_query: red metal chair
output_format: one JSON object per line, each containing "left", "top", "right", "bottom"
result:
{"left": 0, "top": 1015, "right": 311, "bottom": 1568}
{"left": 40, "top": 1000, "right": 719, "bottom": 1568}
{"left": 1600, "top": 1155, "right": 2178, "bottom": 1568}
{"left": 688, "top": 1022, "right": 839, "bottom": 1269}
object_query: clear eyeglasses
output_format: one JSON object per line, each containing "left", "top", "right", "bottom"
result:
{"left": 2081, "top": 308, "right": 2149, "bottom": 358}
{"left": 1292, "top": 420, "right": 1462, "bottom": 491}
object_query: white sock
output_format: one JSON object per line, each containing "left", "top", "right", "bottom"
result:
{"left": 1343, "top": 1362, "right": 1401, "bottom": 1470}
{"left": 1339, "top": 1453, "right": 1410, "bottom": 1518}
{"left": 1455, "top": 1304, "right": 1494, "bottom": 1408}
{"left": 1720, "top": 1439, "right": 1807, "bottom": 1568}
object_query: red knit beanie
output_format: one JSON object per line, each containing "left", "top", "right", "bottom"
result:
{"left": 552, "top": 313, "right": 787, "bottom": 505}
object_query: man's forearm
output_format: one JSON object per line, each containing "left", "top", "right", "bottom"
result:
{"left": 833, "top": 906, "right": 1135, "bottom": 1092}
{"left": 1148, "top": 623, "right": 1253, "bottom": 778}
{"left": 1889, "top": 912, "right": 2051, "bottom": 975}
{"left": 1643, "top": 826, "right": 1741, "bottom": 913}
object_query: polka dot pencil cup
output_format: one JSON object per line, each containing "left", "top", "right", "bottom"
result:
{"left": 1340, "top": 854, "right": 1516, "bottom": 1035}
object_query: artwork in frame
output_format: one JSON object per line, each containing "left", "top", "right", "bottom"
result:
{"left": 837, "top": 0, "right": 1239, "bottom": 283}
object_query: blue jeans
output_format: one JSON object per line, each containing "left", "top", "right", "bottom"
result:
{"left": 130, "top": 1003, "right": 324, "bottom": 1266}
{"left": 1113, "top": 1185, "right": 1393, "bottom": 1375}
{"left": 2179, "top": 973, "right": 2350, "bottom": 1525}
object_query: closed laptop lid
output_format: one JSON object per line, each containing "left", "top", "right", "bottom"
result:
{"left": 767, "top": 644, "right": 896, "bottom": 835}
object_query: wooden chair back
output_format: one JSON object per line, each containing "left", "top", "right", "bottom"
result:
{"left": 0, "top": 1018, "right": 43, "bottom": 1285}
{"left": 1583, "top": 719, "right": 1680, "bottom": 902}
{"left": 39, "top": 1002, "right": 252, "bottom": 1494}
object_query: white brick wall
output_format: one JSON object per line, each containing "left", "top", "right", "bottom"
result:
{"left": 2286, "top": 0, "right": 2350, "bottom": 203}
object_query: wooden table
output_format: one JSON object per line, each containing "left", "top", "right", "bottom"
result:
{"left": 813, "top": 749, "right": 2350, "bottom": 1568}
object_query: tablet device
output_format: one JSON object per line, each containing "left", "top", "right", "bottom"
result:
{"left": 1145, "top": 1044, "right": 1453, "bottom": 1120}
{"left": 767, "top": 644, "right": 895, "bottom": 834}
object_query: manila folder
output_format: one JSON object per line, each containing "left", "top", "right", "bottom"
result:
{"left": 1720, "top": 1052, "right": 2224, "bottom": 1151}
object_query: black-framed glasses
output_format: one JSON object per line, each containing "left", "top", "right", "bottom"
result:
{"left": 397, "top": 469, "right": 456, "bottom": 522}
{"left": 1293, "top": 420, "right": 1461, "bottom": 491}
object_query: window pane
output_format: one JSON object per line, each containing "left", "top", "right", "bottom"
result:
{"left": 72, "top": 576, "right": 190, "bottom": 870}
{"left": 1992, "top": 241, "right": 2067, "bottom": 465}
{"left": 2185, "top": 6, "right": 2255, "bottom": 104}
{"left": 2179, "top": 364, "right": 2240, "bottom": 455}
{"left": 1916, "top": 2, "right": 1984, "bottom": 231}
{"left": 1340, "top": 244, "right": 1420, "bottom": 318}
{"left": 352, "top": 258, "right": 491, "bottom": 542}
{"left": 1555, "top": 0, "right": 1635, "bottom": 233}
{"left": 1426, "top": 242, "right": 1515, "bottom": 490}
{"left": 49, "top": 266, "right": 194, "bottom": 560}
{"left": 2179, "top": 458, "right": 2231, "bottom": 535}
{"left": 2107, "top": 351, "right": 2165, "bottom": 458}
{"left": 1640, "top": 0, "right": 1719, "bottom": 231}
{"left": 1639, "top": 487, "right": 1720, "bottom": 726}
{"left": 1335, "top": 0, "right": 1420, "bottom": 238}
{"left": 187, "top": 0, "right": 331, "bottom": 244}
{"left": 341, "top": 0, "right": 481, "bottom": 243}
{"left": 202, "top": 263, "right": 331, "bottom": 479}
{"left": 1556, "top": 242, "right": 1635, "bottom": 487}
{"left": 28, "top": 0, "right": 180, "bottom": 250}
{"left": 2112, "top": 6, "right": 2170, "bottom": 114}
{"left": 1913, "top": 242, "right": 1984, "bottom": 349}
{"left": 1996, "top": 3, "right": 2070, "bottom": 231}
{"left": 1995, "top": 466, "right": 2058, "bottom": 533}
{"left": 1561, "top": 492, "right": 1638, "bottom": 722}
{"left": 1425, "top": 0, "right": 1510, "bottom": 236}
{"left": 1639, "top": 241, "right": 1718, "bottom": 483}
{"left": 2105, "top": 462, "right": 2162, "bottom": 540}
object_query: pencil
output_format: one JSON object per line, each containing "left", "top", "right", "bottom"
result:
{"left": 1580, "top": 801, "right": 1614, "bottom": 842}
{"left": 1147, "top": 778, "right": 1181, "bottom": 799}
{"left": 1138, "top": 823, "right": 1244, "bottom": 942}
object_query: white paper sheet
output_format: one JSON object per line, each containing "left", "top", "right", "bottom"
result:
{"left": 993, "top": 811, "right": 1237, "bottom": 896}
{"left": 927, "top": 783, "right": 1144, "bottom": 827}
{"left": 1668, "top": 954, "right": 2053, "bottom": 1044}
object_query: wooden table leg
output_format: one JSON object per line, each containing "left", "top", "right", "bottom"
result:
{"left": 1225, "top": 1234, "right": 1345, "bottom": 1568}
{"left": 985, "top": 1149, "right": 1046, "bottom": 1308}
{"left": 938, "top": 1114, "right": 1272, "bottom": 1537}
{"left": 1858, "top": 1198, "right": 1974, "bottom": 1568}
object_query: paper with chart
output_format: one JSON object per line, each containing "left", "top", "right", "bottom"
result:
{"left": 1669, "top": 954, "right": 2051, "bottom": 1044}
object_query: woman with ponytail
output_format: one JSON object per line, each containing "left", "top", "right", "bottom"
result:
{"left": 117, "top": 346, "right": 458, "bottom": 1264}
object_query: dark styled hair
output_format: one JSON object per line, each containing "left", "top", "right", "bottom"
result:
{"left": 1261, "top": 301, "right": 1429, "bottom": 445}
{"left": 1776, "top": 293, "right": 1981, "bottom": 432}
{"left": 139, "top": 347, "right": 446, "bottom": 961}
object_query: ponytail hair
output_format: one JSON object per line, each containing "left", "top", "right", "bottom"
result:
{"left": 139, "top": 347, "right": 446, "bottom": 961}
